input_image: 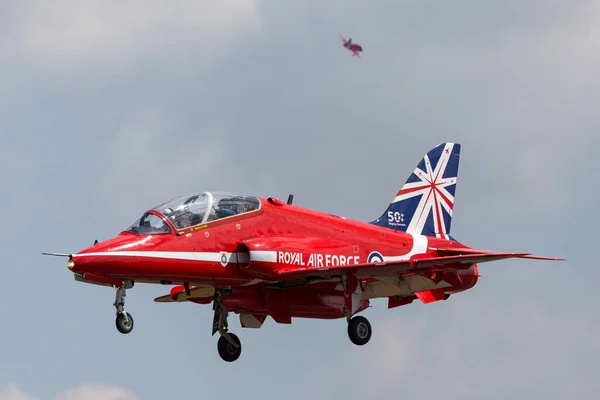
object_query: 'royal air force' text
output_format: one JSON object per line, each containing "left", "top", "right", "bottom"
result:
{"left": 278, "top": 251, "right": 360, "bottom": 267}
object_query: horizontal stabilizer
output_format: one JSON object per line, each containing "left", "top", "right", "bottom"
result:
{"left": 520, "top": 254, "right": 567, "bottom": 261}
{"left": 412, "top": 252, "right": 531, "bottom": 268}
{"left": 432, "top": 246, "right": 566, "bottom": 261}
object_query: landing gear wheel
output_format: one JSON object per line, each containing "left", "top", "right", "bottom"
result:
{"left": 217, "top": 333, "right": 242, "bottom": 362}
{"left": 347, "top": 316, "right": 371, "bottom": 346}
{"left": 116, "top": 312, "right": 134, "bottom": 334}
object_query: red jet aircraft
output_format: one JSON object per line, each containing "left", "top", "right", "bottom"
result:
{"left": 340, "top": 35, "right": 363, "bottom": 58}
{"left": 44, "top": 143, "right": 564, "bottom": 362}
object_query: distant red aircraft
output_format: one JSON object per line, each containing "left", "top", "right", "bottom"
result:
{"left": 340, "top": 35, "right": 363, "bottom": 58}
{"left": 44, "top": 143, "right": 564, "bottom": 362}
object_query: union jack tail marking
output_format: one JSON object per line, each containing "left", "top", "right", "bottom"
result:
{"left": 370, "top": 143, "right": 461, "bottom": 239}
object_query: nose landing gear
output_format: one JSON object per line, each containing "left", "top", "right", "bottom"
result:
{"left": 114, "top": 281, "right": 134, "bottom": 334}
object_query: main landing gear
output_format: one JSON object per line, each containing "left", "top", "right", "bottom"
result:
{"left": 341, "top": 273, "right": 373, "bottom": 346}
{"left": 210, "top": 309, "right": 373, "bottom": 363}
{"left": 347, "top": 315, "right": 372, "bottom": 346}
{"left": 212, "top": 292, "right": 241, "bottom": 362}
{"left": 114, "top": 281, "right": 134, "bottom": 334}
{"left": 210, "top": 289, "right": 373, "bottom": 363}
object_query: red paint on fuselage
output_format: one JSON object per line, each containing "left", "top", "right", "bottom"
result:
{"left": 70, "top": 197, "right": 479, "bottom": 304}
{"left": 218, "top": 286, "right": 368, "bottom": 320}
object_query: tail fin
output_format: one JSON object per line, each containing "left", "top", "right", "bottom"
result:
{"left": 370, "top": 143, "right": 461, "bottom": 239}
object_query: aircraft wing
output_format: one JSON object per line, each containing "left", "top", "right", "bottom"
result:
{"left": 275, "top": 249, "right": 564, "bottom": 281}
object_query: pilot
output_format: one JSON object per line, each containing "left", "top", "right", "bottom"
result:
{"left": 206, "top": 207, "right": 219, "bottom": 222}
{"left": 190, "top": 213, "right": 203, "bottom": 226}
{"left": 172, "top": 210, "right": 193, "bottom": 229}
{"left": 217, "top": 198, "right": 238, "bottom": 217}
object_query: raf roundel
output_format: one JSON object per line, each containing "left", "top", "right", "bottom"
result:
{"left": 367, "top": 251, "right": 384, "bottom": 263}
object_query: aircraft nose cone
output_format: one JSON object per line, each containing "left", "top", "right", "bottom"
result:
{"left": 67, "top": 258, "right": 75, "bottom": 271}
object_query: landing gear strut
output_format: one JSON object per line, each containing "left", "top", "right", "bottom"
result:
{"left": 114, "top": 281, "right": 134, "bottom": 334}
{"left": 340, "top": 273, "right": 373, "bottom": 346}
{"left": 212, "top": 292, "right": 241, "bottom": 362}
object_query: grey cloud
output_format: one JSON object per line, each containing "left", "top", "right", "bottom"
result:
{"left": 346, "top": 298, "right": 599, "bottom": 399}
{"left": 55, "top": 383, "right": 140, "bottom": 400}
{"left": 0, "top": 383, "right": 140, "bottom": 400}
{"left": 292, "top": 284, "right": 599, "bottom": 400}
{"left": 0, "top": 0, "right": 262, "bottom": 101}
{"left": 0, "top": 383, "right": 37, "bottom": 400}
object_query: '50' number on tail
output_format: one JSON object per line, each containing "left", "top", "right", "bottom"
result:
{"left": 387, "top": 211, "right": 405, "bottom": 224}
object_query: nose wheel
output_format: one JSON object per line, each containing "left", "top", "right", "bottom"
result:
{"left": 347, "top": 315, "right": 372, "bottom": 346}
{"left": 116, "top": 312, "right": 134, "bottom": 334}
{"left": 113, "top": 281, "right": 134, "bottom": 335}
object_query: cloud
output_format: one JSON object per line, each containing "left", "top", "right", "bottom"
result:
{"left": 89, "top": 103, "right": 231, "bottom": 227}
{"left": 55, "top": 383, "right": 140, "bottom": 400}
{"left": 0, "top": 383, "right": 139, "bottom": 400}
{"left": 0, "top": 0, "right": 262, "bottom": 94}
{"left": 390, "top": 0, "right": 600, "bottom": 215}
{"left": 333, "top": 296, "right": 600, "bottom": 400}
{"left": 3, "top": 0, "right": 261, "bottom": 63}
{"left": 0, "top": 384, "right": 37, "bottom": 400}
{"left": 0, "top": 1, "right": 264, "bottom": 236}
{"left": 262, "top": 1, "right": 598, "bottom": 221}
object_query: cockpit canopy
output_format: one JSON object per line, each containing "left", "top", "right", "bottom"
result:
{"left": 124, "top": 191, "right": 261, "bottom": 234}
{"left": 125, "top": 212, "right": 171, "bottom": 235}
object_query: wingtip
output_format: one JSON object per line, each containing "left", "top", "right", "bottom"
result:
{"left": 521, "top": 255, "right": 566, "bottom": 261}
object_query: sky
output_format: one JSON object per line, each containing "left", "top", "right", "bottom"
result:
{"left": 1, "top": 0, "right": 599, "bottom": 398}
